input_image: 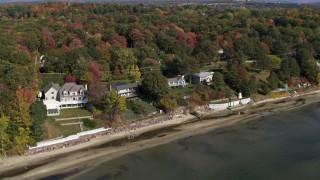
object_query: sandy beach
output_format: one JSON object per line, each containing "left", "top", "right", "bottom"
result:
{"left": 1, "top": 92, "right": 320, "bottom": 180}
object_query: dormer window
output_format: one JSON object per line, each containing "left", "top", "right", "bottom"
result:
{"left": 63, "top": 90, "right": 68, "bottom": 96}
{"left": 80, "top": 90, "right": 84, "bottom": 95}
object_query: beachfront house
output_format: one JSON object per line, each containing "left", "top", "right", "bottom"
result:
{"left": 192, "top": 71, "right": 214, "bottom": 84}
{"left": 43, "top": 82, "right": 88, "bottom": 116}
{"left": 111, "top": 82, "right": 138, "bottom": 99}
{"left": 168, "top": 75, "right": 187, "bottom": 88}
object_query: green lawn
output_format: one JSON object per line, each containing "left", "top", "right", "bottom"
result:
{"left": 56, "top": 108, "right": 92, "bottom": 119}
{"left": 45, "top": 117, "right": 79, "bottom": 137}
{"left": 170, "top": 84, "right": 195, "bottom": 94}
{"left": 121, "top": 109, "right": 143, "bottom": 121}
{"left": 43, "top": 108, "right": 93, "bottom": 138}
{"left": 121, "top": 100, "right": 158, "bottom": 121}
{"left": 41, "top": 73, "right": 66, "bottom": 89}
{"left": 60, "top": 124, "right": 82, "bottom": 136}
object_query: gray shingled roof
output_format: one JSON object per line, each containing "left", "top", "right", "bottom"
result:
{"left": 168, "top": 75, "right": 184, "bottom": 83}
{"left": 111, "top": 83, "right": 138, "bottom": 91}
{"left": 59, "top": 83, "right": 86, "bottom": 97}
{"left": 44, "top": 82, "right": 60, "bottom": 94}
{"left": 194, "top": 72, "right": 213, "bottom": 78}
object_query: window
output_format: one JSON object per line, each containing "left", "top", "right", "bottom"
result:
{"left": 78, "top": 97, "right": 81, "bottom": 100}
{"left": 80, "top": 90, "right": 84, "bottom": 95}
{"left": 63, "top": 91, "right": 68, "bottom": 96}
{"left": 73, "top": 98, "right": 76, "bottom": 101}
{"left": 51, "top": 92, "right": 54, "bottom": 94}
{"left": 52, "top": 96, "right": 54, "bottom": 99}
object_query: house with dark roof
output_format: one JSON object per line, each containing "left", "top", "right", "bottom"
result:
{"left": 168, "top": 75, "right": 187, "bottom": 88}
{"left": 43, "top": 82, "right": 88, "bottom": 116}
{"left": 111, "top": 82, "right": 138, "bottom": 99}
{"left": 44, "top": 82, "right": 60, "bottom": 101}
{"left": 193, "top": 72, "right": 214, "bottom": 84}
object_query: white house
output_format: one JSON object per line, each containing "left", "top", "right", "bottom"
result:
{"left": 168, "top": 75, "right": 187, "bottom": 88}
{"left": 111, "top": 83, "right": 138, "bottom": 99}
{"left": 43, "top": 82, "right": 88, "bottom": 116}
{"left": 193, "top": 72, "right": 214, "bottom": 84}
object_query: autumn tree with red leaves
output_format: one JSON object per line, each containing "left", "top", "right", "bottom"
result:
{"left": 65, "top": 74, "right": 76, "bottom": 83}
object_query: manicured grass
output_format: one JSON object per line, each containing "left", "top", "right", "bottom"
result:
{"left": 121, "top": 109, "right": 143, "bottom": 122}
{"left": 44, "top": 116, "right": 93, "bottom": 139}
{"left": 121, "top": 100, "right": 158, "bottom": 121}
{"left": 43, "top": 120, "right": 63, "bottom": 140}
{"left": 170, "top": 84, "right": 195, "bottom": 94}
{"left": 60, "top": 125, "right": 82, "bottom": 137}
{"left": 41, "top": 73, "right": 66, "bottom": 88}
{"left": 56, "top": 108, "right": 92, "bottom": 119}
{"left": 42, "top": 108, "right": 93, "bottom": 139}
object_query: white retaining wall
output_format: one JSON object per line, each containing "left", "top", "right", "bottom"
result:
{"left": 208, "top": 98, "right": 251, "bottom": 110}
{"left": 29, "top": 128, "right": 111, "bottom": 149}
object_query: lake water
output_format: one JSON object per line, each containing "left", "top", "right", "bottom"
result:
{"left": 68, "top": 102, "right": 320, "bottom": 180}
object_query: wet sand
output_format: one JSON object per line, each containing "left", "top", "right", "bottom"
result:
{"left": 1, "top": 92, "right": 320, "bottom": 180}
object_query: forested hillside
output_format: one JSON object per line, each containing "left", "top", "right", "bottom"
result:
{"left": 0, "top": 3, "right": 320, "bottom": 156}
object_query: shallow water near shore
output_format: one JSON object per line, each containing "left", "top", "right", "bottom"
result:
{"left": 64, "top": 101, "right": 320, "bottom": 180}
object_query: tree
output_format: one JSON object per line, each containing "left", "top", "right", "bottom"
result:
{"left": 11, "top": 127, "right": 31, "bottom": 155}
{"left": 266, "top": 55, "right": 282, "bottom": 70}
{"left": 159, "top": 97, "right": 178, "bottom": 112}
{"left": 88, "top": 82, "right": 108, "bottom": 107}
{"left": 104, "top": 91, "right": 126, "bottom": 121}
{"left": 260, "top": 81, "right": 270, "bottom": 95}
{"left": 248, "top": 76, "right": 259, "bottom": 95}
{"left": 211, "top": 72, "right": 226, "bottom": 91}
{"left": 280, "top": 58, "right": 300, "bottom": 80}
{"left": 302, "top": 59, "right": 319, "bottom": 83}
{"left": 88, "top": 62, "right": 103, "bottom": 83}
{"left": 296, "top": 48, "right": 319, "bottom": 82}
{"left": 29, "top": 101, "right": 47, "bottom": 142}
{"left": 72, "top": 57, "right": 90, "bottom": 80}
{"left": 65, "top": 74, "right": 76, "bottom": 83}
{"left": 0, "top": 115, "right": 9, "bottom": 157}
{"left": 267, "top": 72, "right": 279, "bottom": 90}
{"left": 178, "top": 55, "right": 199, "bottom": 83}
{"left": 111, "top": 48, "right": 138, "bottom": 75}
{"left": 141, "top": 71, "right": 169, "bottom": 100}
{"left": 129, "top": 65, "right": 141, "bottom": 80}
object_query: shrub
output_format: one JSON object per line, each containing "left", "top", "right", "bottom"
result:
{"left": 83, "top": 118, "right": 97, "bottom": 129}
{"left": 132, "top": 103, "right": 145, "bottom": 114}
{"left": 159, "top": 97, "right": 178, "bottom": 112}
{"left": 267, "top": 91, "right": 289, "bottom": 99}
{"left": 126, "top": 100, "right": 145, "bottom": 114}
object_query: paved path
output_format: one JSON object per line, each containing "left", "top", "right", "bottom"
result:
{"left": 61, "top": 122, "right": 83, "bottom": 126}
{"left": 55, "top": 116, "right": 93, "bottom": 121}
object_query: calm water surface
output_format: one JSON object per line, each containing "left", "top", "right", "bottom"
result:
{"left": 69, "top": 102, "right": 320, "bottom": 180}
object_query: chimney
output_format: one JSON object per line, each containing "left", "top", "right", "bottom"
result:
{"left": 85, "top": 84, "right": 88, "bottom": 91}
